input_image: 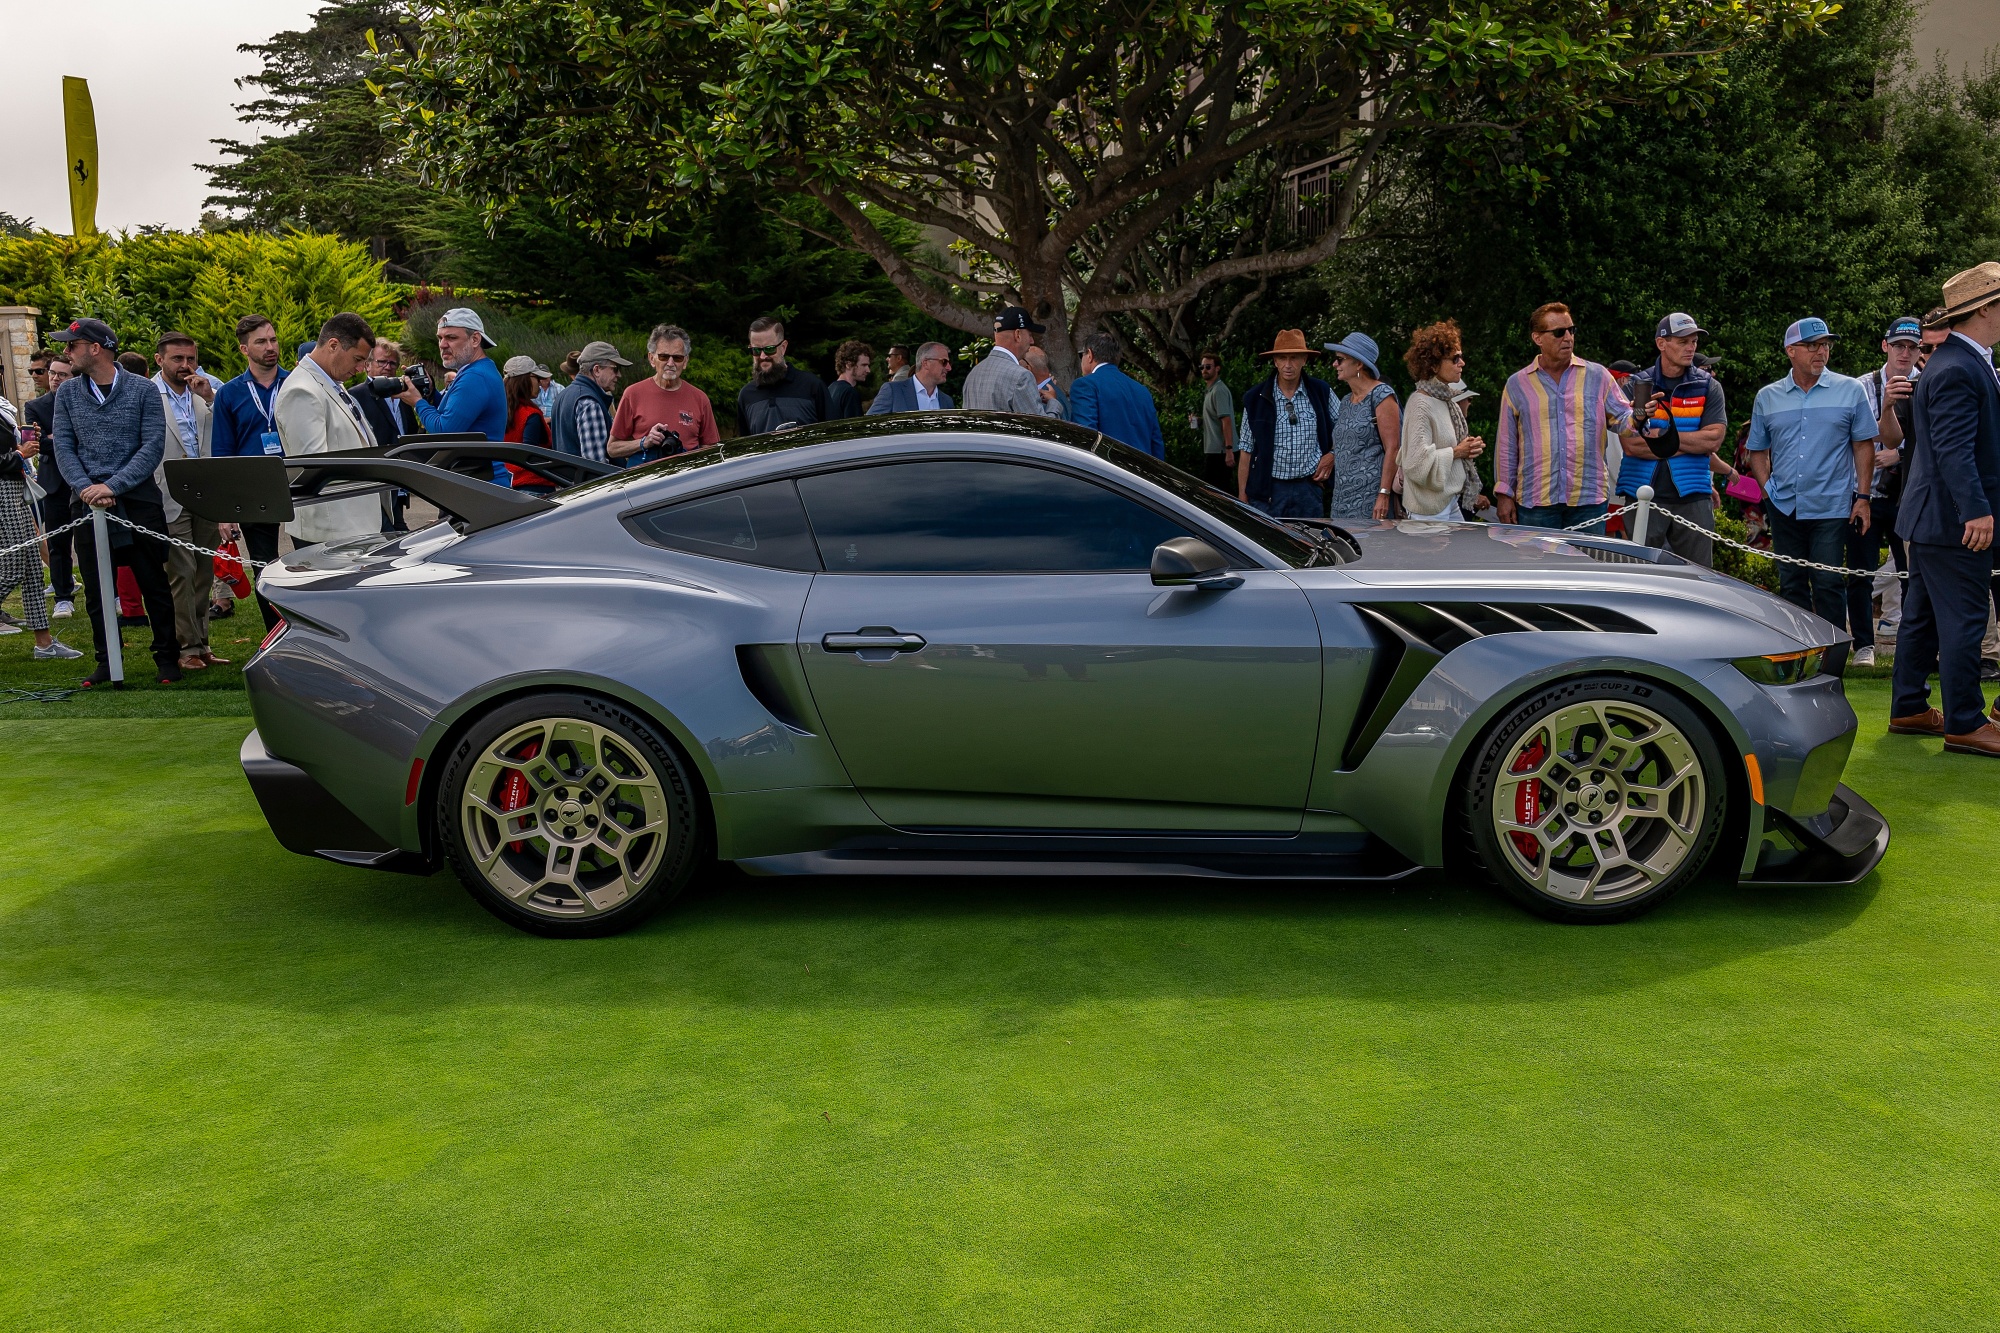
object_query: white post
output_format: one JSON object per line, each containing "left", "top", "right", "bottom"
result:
{"left": 1633, "top": 484, "right": 1655, "bottom": 547}
{"left": 90, "top": 507, "right": 124, "bottom": 685}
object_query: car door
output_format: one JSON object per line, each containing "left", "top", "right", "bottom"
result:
{"left": 792, "top": 456, "right": 1324, "bottom": 833}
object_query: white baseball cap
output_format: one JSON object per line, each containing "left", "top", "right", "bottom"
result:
{"left": 437, "top": 307, "right": 496, "bottom": 348}
{"left": 501, "top": 354, "right": 539, "bottom": 377}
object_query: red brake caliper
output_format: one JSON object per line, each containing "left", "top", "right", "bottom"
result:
{"left": 498, "top": 740, "right": 542, "bottom": 853}
{"left": 1508, "top": 733, "right": 1547, "bottom": 862}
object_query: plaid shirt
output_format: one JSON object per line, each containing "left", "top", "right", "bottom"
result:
{"left": 1271, "top": 381, "right": 1322, "bottom": 480}
{"left": 1496, "top": 357, "right": 1633, "bottom": 506}
{"left": 572, "top": 395, "right": 610, "bottom": 464}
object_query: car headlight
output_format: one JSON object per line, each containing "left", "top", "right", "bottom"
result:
{"left": 1734, "top": 647, "right": 1827, "bottom": 686}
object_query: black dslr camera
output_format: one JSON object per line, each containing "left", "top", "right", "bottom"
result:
{"left": 363, "top": 363, "right": 438, "bottom": 405}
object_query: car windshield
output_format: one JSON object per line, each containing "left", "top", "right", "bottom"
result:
{"left": 1090, "top": 438, "right": 1352, "bottom": 567}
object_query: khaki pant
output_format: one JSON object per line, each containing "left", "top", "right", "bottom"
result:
{"left": 166, "top": 512, "right": 218, "bottom": 655}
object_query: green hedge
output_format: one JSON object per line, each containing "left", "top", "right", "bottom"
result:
{"left": 0, "top": 230, "right": 401, "bottom": 379}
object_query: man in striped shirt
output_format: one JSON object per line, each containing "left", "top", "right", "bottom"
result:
{"left": 1495, "top": 302, "right": 1638, "bottom": 534}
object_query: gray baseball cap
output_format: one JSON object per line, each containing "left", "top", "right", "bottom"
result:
{"left": 436, "top": 307, "right": 497, "bottom": 348}
{"left": 577, "top": 339, "right": 631, "bottom": 367}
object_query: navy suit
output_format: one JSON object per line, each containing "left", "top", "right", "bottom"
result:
{"left": 1069, "top": 364, "right": 1166, "bottom": 458}
{"left": 1892, "top": 332, "right": 2000, "bottom": 733}
{"left": 865, "top": 379, "right": 954, "bottom": 415}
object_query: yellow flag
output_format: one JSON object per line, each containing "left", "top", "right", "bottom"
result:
{"left": 62, "top": 76, "right": 99, "bottom": 237}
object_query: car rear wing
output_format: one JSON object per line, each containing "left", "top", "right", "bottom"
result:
{"left": 163, "top": 436, "right": 615, "bottom": 535}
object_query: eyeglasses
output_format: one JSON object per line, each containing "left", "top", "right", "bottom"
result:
{"left": 921, "top": 355, "right": 949, "bottom": 367}
{"left": 747, "top": 342, "right": 785, "bottom": 360}
{"left": 655, "top": 352, "right": 688, "bottom": 363}
{"left": 1541, "top": 326, "right": 1577, "bottom": 339}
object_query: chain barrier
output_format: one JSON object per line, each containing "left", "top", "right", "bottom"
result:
{"left": 1646, "top": 501, "right": 1906, "bottom": 582}
{"left": 0, "top": 509, "right": 271, "bottom": 569}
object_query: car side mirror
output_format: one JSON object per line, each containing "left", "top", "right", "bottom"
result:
{"left": 1151, "top": 537, "right": 1243, "bottom": 591}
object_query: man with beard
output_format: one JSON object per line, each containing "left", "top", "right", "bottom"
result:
{"left": 211, "top": 314, "right": 291, "bottom": 629}
{"left": 611, "top": 324, "right": 719, "bottom": 465}
{"left": 151, "top": 333, "right": 226, "bottom": 670}
{"left": 397, "top": 307, "right": 507, "bottom": 442}
{"left": 737, "top": 316, "right": 827, "bottom": 434}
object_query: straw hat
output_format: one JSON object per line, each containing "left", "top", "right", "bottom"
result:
{"left": 1937, "top": 262, "right": 2000, "bottom": 323}
{"left": 1259, "top": 328, "right": 1318, "bottom": 358}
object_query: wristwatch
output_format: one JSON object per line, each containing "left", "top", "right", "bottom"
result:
{"left": 1378, "top": 487, "right": 1390, "bottom": 495}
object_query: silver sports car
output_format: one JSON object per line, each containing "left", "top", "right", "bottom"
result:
{"left": 171, "top": 413, "right": 1887, "bottom": 936}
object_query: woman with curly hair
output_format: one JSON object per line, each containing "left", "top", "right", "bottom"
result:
{"left": 1399, "top": 320, "right": 1487, "bottom": 520}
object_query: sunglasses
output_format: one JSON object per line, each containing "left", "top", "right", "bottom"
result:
{"left": 747, "top": 342, "right": 785, "bottom": 359}
{"left": 1448, "top": 351, "right": 1466, "bottom": 362}
{"left": 1283, "top": 400, "right": 1300, "bottom": 426}
{"left": 655, "top": 352, "right": 688, "bottom": 363}
{"left": 1541, "top": 325, "right": 1577, "bottom": 339}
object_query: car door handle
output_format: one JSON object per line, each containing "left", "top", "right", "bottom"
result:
{"left": 822, "top": 628, "right": 927, "bottom": 654}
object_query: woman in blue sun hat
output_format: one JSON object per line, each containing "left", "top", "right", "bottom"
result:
{"left": 1324, "top": 331, "right": 1402, "bottom": 521}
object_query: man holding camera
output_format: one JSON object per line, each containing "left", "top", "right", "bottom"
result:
{"left": 1615, "top": 313, "right": 1728, "bottom": 567}
{"left": 397, "top": 307, "right": 506, "bottom": 442}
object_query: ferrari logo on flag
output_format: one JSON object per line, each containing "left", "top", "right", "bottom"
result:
{"left": 62, "top": 76, "right": 99, "bottom": 237}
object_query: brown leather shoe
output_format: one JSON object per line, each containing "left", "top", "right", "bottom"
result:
{"left": 1944, "top": 722, "right": 2000, "bottom": 757}
{"left": 1990, "top": 697, "right": 2000, "bottom": 726}
{"left": 201, "top": 650, "right": 232, "bottom": 666}
{"left": 1888, "top": 708, "right": 1945, "bottom": 736}
{"left": 178, "top": 654, "right": 209, "bottom": 671}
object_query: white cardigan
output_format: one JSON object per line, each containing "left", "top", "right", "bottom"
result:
{"left": 1400, "top": 391, "right": 1469, "bottom": 518}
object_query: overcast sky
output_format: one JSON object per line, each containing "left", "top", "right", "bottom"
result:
{"left": 1, "top": 0, "right": 325, "bottom": 233}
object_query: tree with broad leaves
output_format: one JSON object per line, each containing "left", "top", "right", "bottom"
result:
{"left": 384, "top": 0, "right": 1840, "bottom": 380}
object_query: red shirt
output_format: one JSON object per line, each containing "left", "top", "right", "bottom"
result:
{"left": 612, "top": 378, "right": 721, "bottom": 455}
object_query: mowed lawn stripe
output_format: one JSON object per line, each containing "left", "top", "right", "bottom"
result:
{"left": 0, "top": 681, "right": 1995, "bottom": 1330}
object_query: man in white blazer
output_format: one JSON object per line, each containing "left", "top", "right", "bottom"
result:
{"left": 275, "top": 313, "right": 382, "bottom": 551}
{"left": 152, "top": 333, "right": 227, "bottom": 669}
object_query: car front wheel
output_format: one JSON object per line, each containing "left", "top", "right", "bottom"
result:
{"left": 438, "top": 692, "right": 701, "bottom": 937}
{"left": 1464, "top": 676, "right": 1728, "bottom": 923}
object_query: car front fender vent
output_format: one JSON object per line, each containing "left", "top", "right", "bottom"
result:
{"left": 1357, "top": 601, "right": 1653, "bottom": 656}
{"left": 1341, "top": 601, "right": 1653, "bottom": 770}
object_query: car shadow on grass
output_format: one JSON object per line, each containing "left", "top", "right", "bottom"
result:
{"left": 0, "top": 826, "right": 1881, "bottom": 1017}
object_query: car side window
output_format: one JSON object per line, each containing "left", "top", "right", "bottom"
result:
{"left": 795, "top": 460, "right": 1194, "bottom": 573}
{"left": 627, "top": 478, "right": 821, "bottom": 571}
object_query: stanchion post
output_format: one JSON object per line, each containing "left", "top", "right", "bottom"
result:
{"left": 1633, "top": 484, "right": 1655, "bottom": 547}
{"left": 90, "top": 506, "right": 124, "bottom": 686}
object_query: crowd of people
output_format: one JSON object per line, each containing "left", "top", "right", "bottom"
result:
{"left": 2, "top": 276, "right": 1997, "bottom": 756}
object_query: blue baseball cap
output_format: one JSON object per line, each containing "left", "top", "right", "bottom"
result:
{"left": 1783, "top": 317, "right": 1838, "bottom": 348}
{"left": 1322, "top": 331, "right": 1381, "bottom": 379}
{"left": 1883, "top": 316, "right": 1923, "bottom": 345}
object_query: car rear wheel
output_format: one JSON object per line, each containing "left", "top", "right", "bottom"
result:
{"left": 438, "top": 692, "right": 701, "bottom": 937}
{"left": 1464, "top": 676, "right": 1727, "bottom": 923}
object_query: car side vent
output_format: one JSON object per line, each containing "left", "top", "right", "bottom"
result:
{"left": 1563, "top": 537, "right": 1690, "bottom": 567}
{"left": 735, "top": 644, "right": 817, "bottom": 735}
{"left": 1355, "top": 601, "right": 1654, "bottom": 654}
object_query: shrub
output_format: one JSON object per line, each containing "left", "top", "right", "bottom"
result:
{"left": 0, "top": 229, "right": 401, "bottom": 377}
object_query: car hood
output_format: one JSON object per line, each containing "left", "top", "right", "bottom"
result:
{"left": 1331, "top": 519, "right": 1839, "bottom": 646}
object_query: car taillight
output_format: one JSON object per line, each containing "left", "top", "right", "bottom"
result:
{"left": 258, "top": 618, "right": 288, "bottom": 654}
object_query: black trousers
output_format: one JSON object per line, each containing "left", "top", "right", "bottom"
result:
{"left": 242, "top": 522, "right": 283, "bottom": 631}
{"left": 1843, "top": 497, "right": 1899, "bottom": 644}
{"left": 40, "top": 488, "right": 75, "bottom": 599}
{"left": 72, "top": 494, "right": 180, "bottom": 676}
{"left": 1767, "top": 505, "right": 1849, "bottom": 626}
{"left": 1892, "top": 540, "right": 1994, "bottom": 734}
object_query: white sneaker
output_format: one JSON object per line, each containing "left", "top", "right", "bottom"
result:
{"left": 0, "top": 623, "right": 19, "bottom": 635}
{"left": 52, "top": 600, "right": 73, "bottom": 619}
{"left": 1852, "top": 646, "right": 1876, "bottom": 667}
{"left": 33, "top": 640, "right": 82, "bottom": 660}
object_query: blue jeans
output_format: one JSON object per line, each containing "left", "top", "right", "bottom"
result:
{"left": 1257, "top": 478, "right": 1326, "bottom": 520}
{"left": 1515, "top": 502, "right": 1608, "bottom": 535}
{"left": 1766, "top": 505, "right": 1848, "bottom": 627}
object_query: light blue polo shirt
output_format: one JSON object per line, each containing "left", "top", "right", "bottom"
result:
{"left": 1742, "top": 369, "right": 1876, "bottom": 521}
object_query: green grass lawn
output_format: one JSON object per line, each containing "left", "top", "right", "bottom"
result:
{"left": 1, "top": 675, "right": 1996, "bottom": 1330}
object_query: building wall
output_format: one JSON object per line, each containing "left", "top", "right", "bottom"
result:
{"left": 1913, "top": 0, "right": 2000, "bottom": 77}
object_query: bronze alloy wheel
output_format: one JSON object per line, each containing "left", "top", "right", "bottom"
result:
{"left": 1465, "top": 677, "right": 1728, "bottom": 923}
{"left": 439, "top": 693, "right": 700, "bottom": 937}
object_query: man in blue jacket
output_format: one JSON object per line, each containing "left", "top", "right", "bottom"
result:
{"left": 1239, "top": 328, "right": 1336, "bottom": 516}
{"left": 866, "top": 341, "right": 955, "bottom": 414}
{"left": 1889, "top": 262, "right": 2000, "bottom": 756}
{"left": 1068, "top": 332, "right": 1164, "bottom": 458}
